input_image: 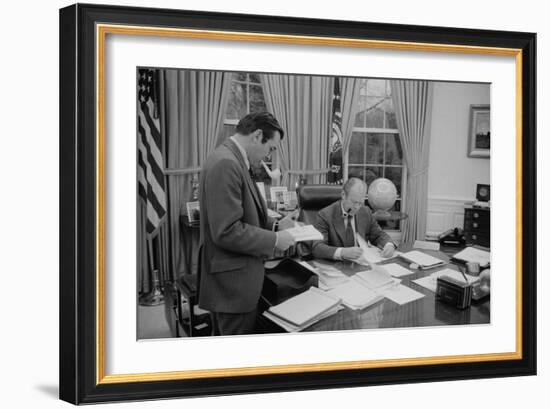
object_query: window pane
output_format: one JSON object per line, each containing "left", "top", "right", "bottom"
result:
{"left": 367, "top": 79, "right": 386, "bottom": 97}
{"left": 385, "top": 134, "right": 403, "bottom": 165}
{"left": 366, "top": 133, "right": 384, "bottom": 164}
{"left": 348, "top": 132, "right": 366, "bottom": 164}
{"left": 354, "top": 95, "right": 367, "bottom": 127}
{"left": 386, "top": 111, "right": 397, "bottom": 129}
{"left": 385, "top": 166, "right": 403, "bottom": 196}
{"left": 250, "top": 85, "right": 267, "bottom": 113}
{"left": 365, "top": 166, "right": 382, "bottom": 187}
{"left": 365, "top": 96, "right": 384, "bottom": 128}
{"left": 347, "top": 166, "right": 365, "bottom": 181}
{"left": 226, "top": 82, "right": 247, "bottom": 120}
{"left": 379, "top": 98, "right": 395, "bottom": 129}
{"left": 235, "top": 72, "right": 247, "bottom": 82}
{"left": 249, "top": 73, "right": 261, "bottom": 83}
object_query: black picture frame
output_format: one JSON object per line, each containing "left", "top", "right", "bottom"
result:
{"left": 59, "top": 3, "right": 536, "bottom": 404}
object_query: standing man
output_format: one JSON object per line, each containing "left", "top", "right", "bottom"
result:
{"left": 312, "top": 177, "right": 396, "bottom": 261}
{"left": 198, "top": 112, "right": 295, "bottom": 335}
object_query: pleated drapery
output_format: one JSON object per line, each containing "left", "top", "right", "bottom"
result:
{"left": 338, "top": 77, "right": 362, "bottom": 178}
{"left": 261, "top": 74, "right": 333, "bottom": 187}
{"left": 137, "top": 69, "right": 232, "bottom": 290}
{"left": 390, "top": 80, "right": 434, "bottom": 244}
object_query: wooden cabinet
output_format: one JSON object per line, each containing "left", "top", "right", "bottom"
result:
{"left": 463, "top": 207, "right": 490, "bottom": 248}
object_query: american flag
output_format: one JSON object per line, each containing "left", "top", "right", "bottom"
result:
{"left": 137, "top": 69, "right": 167, "bottom": 235}
{"left": 328, "top": 77, "right": 343, "bottom": 184}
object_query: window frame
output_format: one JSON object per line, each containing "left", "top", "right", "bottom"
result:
{"left": 344, "top": 79, "right": 406, "bottom": 233}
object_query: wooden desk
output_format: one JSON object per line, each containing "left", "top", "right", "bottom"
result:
{"left": 261, "top": 249, "right": 490, "bottom": 333}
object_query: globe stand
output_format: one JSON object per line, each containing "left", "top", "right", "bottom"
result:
{"left": 372, "top": 209, "right": 392, "bottom": 219}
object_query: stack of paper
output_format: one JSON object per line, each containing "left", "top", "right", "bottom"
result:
{"left": 451, "top": 247, "right": 490, "bottom": 268}
{"left": 285, "top": 224, "right": 323, "bottom": 242}
{"left": 327, "top": 278, "right": 383, "bottom": 310}
{"left": 379, "top": 284, "right": 425, "bottom": 305}
{"left": 412, "top": 268, "right": 480, "bottom": 293}
{"left": 353, "top": 267, "right": 426, "bottom": 306}
{"left": 354, "top": 267, "right": 397, "bottom": 291}
{"left": 263, "top": 287, "right": 342, "bottom": 331}
{"left": 310, "top": 261, "right": 350, "bottom": 289}
{"left": 382, "top": 263, "right": 414, "bottom": 277}
{"left": 267, "top": 208, "right": 282, "bottom": 219}
{"left": 400, "top": 250, "right": 446, "bottom": 269}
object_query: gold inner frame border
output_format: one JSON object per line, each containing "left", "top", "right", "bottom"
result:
{"left": 95, "top": 23, "right": 523, "bottom": 385}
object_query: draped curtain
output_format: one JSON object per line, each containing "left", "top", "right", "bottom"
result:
{"left": 390, "top": 80, "right": 434, "bottom": 243}
{"left": 261, "top": 74, "right": 333, "bottom": 187}
{"left": 338, "top": 77, "right": 362, "bottom": 178}
{"left": 138, "top": 69, "right": 232, "bottom": 290}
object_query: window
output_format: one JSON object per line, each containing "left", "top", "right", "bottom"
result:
{"left": 219, "top": 72, "right": 272, "bottom": 183}
{"left": 348, "top": 79, "right": 405, "bottom": 230}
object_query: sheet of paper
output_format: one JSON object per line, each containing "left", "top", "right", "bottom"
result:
{"left": 327, "top": 279, "right": 383, "bottom": 310}
{"left": 452, "top": 247, "right": 490, "bottom": 267}
{"left": 412, "top": 268, "right": 480, "bottom": 293}
{"left": 311, "top": 261, "right": 350, "bottom": 288}
{"left": 380, "top": 284, "right": 425, "bottom": 305}
{"left": 267, "top": 208, "right": 282, "bottom": 219}
{"left": 354, "top": 267, "right": 395, "bottom": 290}
{"left": 412, "top": 276, "right": 438, "bottom": 292}
{"left": 382, "top": 263, "right": 414, "bottom": 277}
{"left": 354, "top": 234, "right": 401, "bottom": 265}
{"left": 285, "top": 224, "right": 323, "bottom": 241}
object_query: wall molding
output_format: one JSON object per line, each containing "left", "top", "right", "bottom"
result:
{"left": 426, "top": 196, "right": 474, "bottom": 237}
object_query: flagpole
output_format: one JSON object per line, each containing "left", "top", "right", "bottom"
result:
{"left": 139, "top": 233, "right": 164, "bottom": 306}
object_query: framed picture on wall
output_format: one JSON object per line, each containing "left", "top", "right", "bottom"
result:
{"left": 468, "top": 104, "right": 491, "bottom": 158}
{"left": 59, "top": 3, "right": 536, "bottom": 404}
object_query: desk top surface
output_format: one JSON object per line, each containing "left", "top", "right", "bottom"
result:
{"left": 266, "top": 247, "right": 490, "bottom": 333}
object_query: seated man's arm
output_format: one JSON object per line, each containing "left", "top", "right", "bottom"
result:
{"left": 311, "top": 212, "right": 339, "bottom": 260}
{"left": 366, "top": 213, "right": 394, "bottom": 250}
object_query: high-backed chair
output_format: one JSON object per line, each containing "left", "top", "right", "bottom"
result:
{"left": 296, "top": 185, "right": 342, "bottom": 225}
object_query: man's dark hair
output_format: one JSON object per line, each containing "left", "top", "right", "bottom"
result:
{"left": 236, "top": 111, "right": 285, "bottom": 143}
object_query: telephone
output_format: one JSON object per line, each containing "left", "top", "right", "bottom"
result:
{"left": 438, "top": 227, "right": 465, "bottom": 246}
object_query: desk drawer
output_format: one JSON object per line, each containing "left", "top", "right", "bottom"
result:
{"left": 464, "top": 209, "right": 490, "bottom": 230}
{"left": 464, "top": 231, "right": 490, "bottom": 247}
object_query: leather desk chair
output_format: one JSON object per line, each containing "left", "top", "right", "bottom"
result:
{"left": 296, "top": 185, "right": 342, "bottom": 225}
{"left": 295, "top": 185, "right": 341, "bottom": 259}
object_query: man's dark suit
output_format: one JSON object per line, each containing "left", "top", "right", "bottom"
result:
{"left": 198, "top": 139, "right": 276, "bottom": 333}
{"left": 312, "top": 200, "right": 392, "bottom": 260}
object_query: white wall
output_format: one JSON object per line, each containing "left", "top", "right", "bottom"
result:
{"left": 428, "top": 82, "right": 490, "bottom": 199}
{"left": 426, "top": 82, "right": 490, "bottom": 235}
{"left": 3, "top": 1, "right": 547, "bottom": 409}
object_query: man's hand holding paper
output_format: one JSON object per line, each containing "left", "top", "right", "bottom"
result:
{"left": 277, "top": 209, "right": 300, "bottom": 231}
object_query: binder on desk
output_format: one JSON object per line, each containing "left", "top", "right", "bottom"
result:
{"left": 400, "top": 250, "right": 446, "bottom": 270}
{"left": 267, "top": 287, "right": 341, "bottom": 328}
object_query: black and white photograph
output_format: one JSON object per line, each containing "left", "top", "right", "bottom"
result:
{"left": 136, "top": 67, "right": 491, "bottom": 339}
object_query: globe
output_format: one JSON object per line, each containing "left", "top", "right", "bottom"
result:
{"left": 367, "top": 177, "right": 397, "bottom": 218}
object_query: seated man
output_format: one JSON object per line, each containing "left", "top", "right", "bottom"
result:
{"left": 311, "top": 177, "right": 396, "bottom": 261}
